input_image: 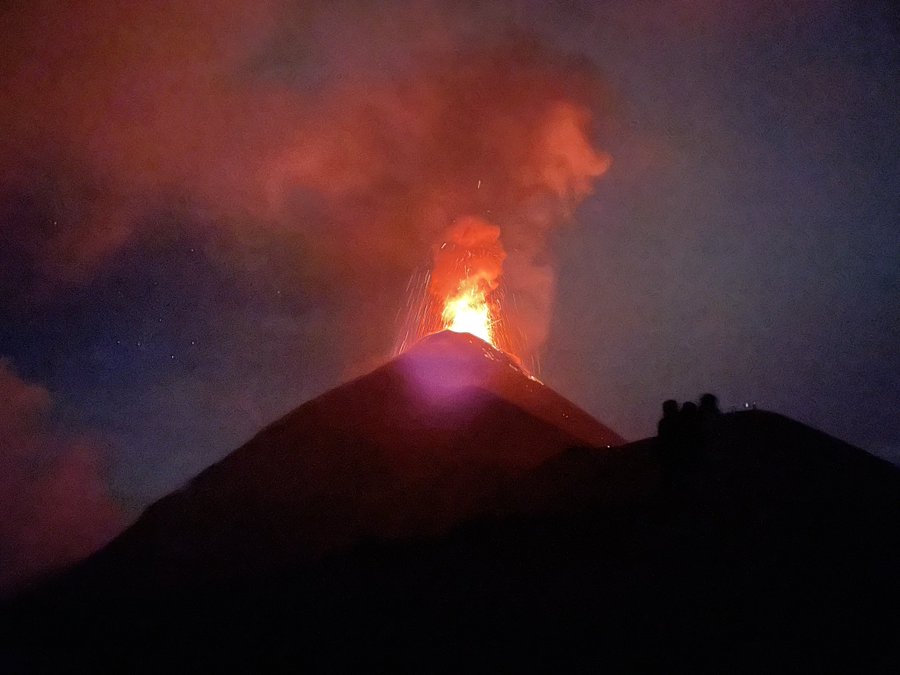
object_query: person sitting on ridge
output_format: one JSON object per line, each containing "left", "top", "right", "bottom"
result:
{"left": 657, "top": 399, "right": 680, "bottom": 445}
{"left": 679, "top": 401, "right": 701, "bottom": 455}
{"left": 698, "top": 392, "right": 722, "bottom": 451}
{"left": 699, "top": 393, "right": 721, "bottom": 417}
{"left": 656, "top": 399, "right": 682, "bottom": 484}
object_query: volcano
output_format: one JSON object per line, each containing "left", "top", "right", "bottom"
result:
{"left": 72, "top": 331, "right": 627, "bottom": 584}
{"left": 5, "top": 332, "right": 900, "bottom": 673}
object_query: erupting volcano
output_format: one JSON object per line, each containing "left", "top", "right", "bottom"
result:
{"left": 434, "top": 216, "right": 507, "bottom": 350}
{"left": 68, "top": 328, "right": 624, "bottom": 584}
{"left": 10, "top": 329, "right": 900, "bottom": 673}
{"left": 396, "top": 215, "right": 523, "bottom": 360}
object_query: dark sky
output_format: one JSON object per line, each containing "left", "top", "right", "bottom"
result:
{"left": 1, "top": 0, "right": 898, "bottom": 587}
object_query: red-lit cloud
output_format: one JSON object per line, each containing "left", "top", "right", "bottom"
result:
{"left": 1, "top": 1, "right": 611, "bottom": 357}
{"left": 0, "top": 361, "right": 124, "bottom": 593}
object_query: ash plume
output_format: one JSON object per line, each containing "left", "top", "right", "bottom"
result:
{"left": 429, "top": 217, "right": 506, "bottom": 304}
{"left": 1, "top": 1, "right": 612, "bottom": 362}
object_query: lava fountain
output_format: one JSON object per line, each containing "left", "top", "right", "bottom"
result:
{"left": 442, "top": 281, "right": 494, "bottom": 344}
{"left": 395, "top": 215, "right": 522, "bottom": 361}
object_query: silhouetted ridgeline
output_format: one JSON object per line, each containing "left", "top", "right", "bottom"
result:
{"left": 3, "top": 408, "right": 899, "bottom": 673}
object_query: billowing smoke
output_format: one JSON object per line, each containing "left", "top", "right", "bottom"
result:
{"left": 430, "top": 218, "right": 505, "bottom": 306}
{"left": 269, "top": 43, "right": 612, "bottom": 363}
{"left": 0, "top": 1, "right": 611, "bottom": 361}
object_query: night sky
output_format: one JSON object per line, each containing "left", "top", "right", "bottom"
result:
{"left": 1, "top": 0, "right": 897, "bottom": 587}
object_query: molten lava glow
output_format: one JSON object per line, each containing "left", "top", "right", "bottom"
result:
{"left": 394, "top": 216, "right": 527, "bottom": 364}
{"left": 442, "top": 283, "right": 494, "bottom": 345}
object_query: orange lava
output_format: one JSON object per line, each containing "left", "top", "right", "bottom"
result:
{"left": 441, "top": 280, "right": 495, "bottom": 345}
{"left": 394, "top": 216, "right": 523, "bottom": 362}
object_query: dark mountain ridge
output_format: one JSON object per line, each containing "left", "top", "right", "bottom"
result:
{"left": 73, "top": 331, "right": 625, "bottom": 587}
{"left": 3, "top": 333, "right": 899, "bottom": 672}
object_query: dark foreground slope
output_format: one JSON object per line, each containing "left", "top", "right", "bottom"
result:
{"left": 5, "top": 410, "right": 899, "bottom": 673}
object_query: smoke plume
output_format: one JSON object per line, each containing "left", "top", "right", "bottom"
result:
{"left": 1, "top": 1, "right": 611, "bottom": 359}
{"left": 430, "top": 217, "right": 505, "bottom": 303}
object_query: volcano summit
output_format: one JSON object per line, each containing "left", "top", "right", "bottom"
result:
{"left": 4, "top": 331, "right": 900, "bottom": 673}
{"left": 48, "top": 331, "right": 625, "bottom": 585}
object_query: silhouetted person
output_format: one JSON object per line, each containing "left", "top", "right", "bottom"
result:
{"left": 698, "top": 393, "right": 722, "bottom": 450}
{"left": 657, "top": 399, "right": 682, "bottom": 485}
{"left": 680, "top": 400, "right": 699, "bottom": 425}
{"left": 699, "top": 393, "right": 720, "bottom": 417}
{"left": 657, "top": 399, "right": 680, "bottom": 443}
{"left": 679, "top": 401, "right": 702, "bottom": 463}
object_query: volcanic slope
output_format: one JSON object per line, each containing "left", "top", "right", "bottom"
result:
{"left": 6, "top": 394, "right": 900, "bottom": 671}
{"left": 69, "top": 331, "right": 627, "bottom": 584}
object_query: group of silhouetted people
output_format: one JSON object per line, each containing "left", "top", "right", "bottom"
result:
{"left": 657, "top": 393, "right": 721, "bottom": 478}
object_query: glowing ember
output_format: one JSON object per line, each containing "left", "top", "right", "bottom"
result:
{"left": 442, "top": 282, "right": 494, "bottom": 345}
